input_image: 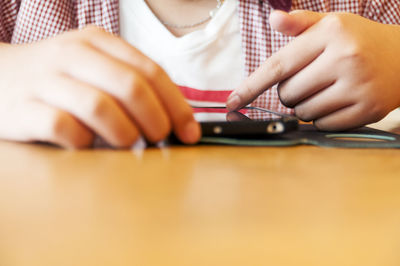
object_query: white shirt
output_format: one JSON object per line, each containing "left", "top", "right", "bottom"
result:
{"left": 119, "top": 0, "right": 245, "bottom": 114}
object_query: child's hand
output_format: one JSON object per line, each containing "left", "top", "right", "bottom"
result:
{"left": 227, "top": 10, "right": 400, "bottom": 131}
{"left": 0, "top": 26, "right": 200, "bottom": 148}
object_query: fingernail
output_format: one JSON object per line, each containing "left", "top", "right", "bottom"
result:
{"left": 183, "top": 120, "right": 201, "bottom": 144}
{"left": 227, "top": 94, "right": 240, "bottom": 111}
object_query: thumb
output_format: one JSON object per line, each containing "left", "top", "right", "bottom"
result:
{"left": 269, "top": 10, "right": 325, "bottom": 36}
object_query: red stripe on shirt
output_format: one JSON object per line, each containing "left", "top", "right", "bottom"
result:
{"left": 193, "top": 107, "right": 229, "bottom": 113}
{"left": 179, "top": 86, "right": 233, "bottom": 103}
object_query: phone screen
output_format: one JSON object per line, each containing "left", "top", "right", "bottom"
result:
{"left": 192, "top": 106, "right": 292, "bottom": 122}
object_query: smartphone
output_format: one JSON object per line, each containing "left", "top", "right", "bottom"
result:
{"left": 193, "top": 106, "right": 298, "bottom": 137}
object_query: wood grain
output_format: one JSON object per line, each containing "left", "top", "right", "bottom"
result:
{"left": 1, "top": 139, "right": 400, "bottom": 266}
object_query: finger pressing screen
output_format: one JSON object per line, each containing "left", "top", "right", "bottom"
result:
{"left": 226, "top": 15, "right": 327, "bottom": 111}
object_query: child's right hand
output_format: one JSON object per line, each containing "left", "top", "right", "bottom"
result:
{"left": 0, "top": 26, "right": 200, "bottom": 148}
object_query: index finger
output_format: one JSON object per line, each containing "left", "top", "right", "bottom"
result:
{"left": 226, "top": 23, "right": 326, "bottom": 111}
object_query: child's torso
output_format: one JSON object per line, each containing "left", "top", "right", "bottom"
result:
{"left": 120, "top": 0, "right": 245, "bottom": 119}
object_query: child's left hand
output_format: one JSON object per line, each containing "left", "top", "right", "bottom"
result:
{"left": 227, "top": 10, "right": 400, "bottom": 131}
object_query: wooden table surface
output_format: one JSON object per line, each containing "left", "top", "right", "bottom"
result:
{"left": 1, "top": 113, "right": 400, "bottom": 266}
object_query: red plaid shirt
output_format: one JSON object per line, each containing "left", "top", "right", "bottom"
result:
{"left": 1, "top": 0, "right": 399, "bottom": 113}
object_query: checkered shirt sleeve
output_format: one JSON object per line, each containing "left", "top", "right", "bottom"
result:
{"left": 0, "top": 0, "right": 119, "bottom": 44}
{"left": 0, "top": 0, "right": 19, "bottom": 42}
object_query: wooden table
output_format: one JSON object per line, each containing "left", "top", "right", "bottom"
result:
{"left": 1, "top": 117, "right": 400, "bottom": 266}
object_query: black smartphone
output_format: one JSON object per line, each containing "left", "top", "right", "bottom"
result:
{"left": 193, "top": 106, "right": 298, "bottom": 137}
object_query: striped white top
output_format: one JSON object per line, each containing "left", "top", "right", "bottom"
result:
{"left": 119, "top": 0, "right": 245, "bottom": 120}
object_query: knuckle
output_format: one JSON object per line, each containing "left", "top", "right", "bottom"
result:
{"left": 240, "top": 79, "right": 262, "bottom": 101}
{"left": 71, "top": 135, "right": 93, "bottom": 149}
{"left": 114, "top": 132, "right": 141, "bottom": 148}
{"left": 47, "top": 111, "right": 93, "bottom": 149}
{"left": 48, "top": 111, "right": 70, "bottom": 138}
{"left": 313, "top": 119, "right": 326, "bottom": 131}
{"left": 127, "top": 133, "right": 142, "bottom": 147}
{"left": 65, "top": 40, "right": 87, "bottom": 54}
{"left": 87, "top": 92, "right": 111, "bottom": 119}
{"left": 313, "top": 118, "right": 336, "bottom": 131}
{"left": 320, "top": 14, "right": 346, "bottom": 34}
{"left": 367, "top": 103, "right": 387, "bottom": 123}
{"left": 294, "top": 105, "right": 312, "bottom": 122}
{"left": 341, "top": 43, "right": 365, "bottom": 67}
{"left": 177, "top": 112, "right": 195, "bottom": 129}
{"left": 277, "top": 85, "right": 295, "bottom": 108}
{"left": 242, "top": 80, "right": 256, "bottom": 98}
{"left": 121, "top": 73, "right": 146, "bottom": 102}
{"left": 67, "top": 135, "right": 93, "bottom": 149}
{"left": 148, "top": 131, "right": 168, "bottom": 143}
{"left": 147, "top": 118, "right": 172, "bottom": 143}
{"left": 45, "top": 39, "right": 69, "bottom": 59}
{"left": 268, "top": 57, "right": 284, "bottom": 81}
{"left": 144, "top": 62, "right": 164, "bottom": 79}
{"left": 84, "top": 24, "right": 105, "bottom": 34}
{"left": 155, "top": 123, "right": 172, "bottom": 142}
{"left": 52, "top": 37, "right": 88, "bottom": 58}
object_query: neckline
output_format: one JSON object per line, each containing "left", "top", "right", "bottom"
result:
{"left": 126, "top": 0, "right": 237, "bottom": 42}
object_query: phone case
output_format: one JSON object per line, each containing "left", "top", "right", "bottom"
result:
{"left": 198, "top": 124, "right": 400, "bottom": 149}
